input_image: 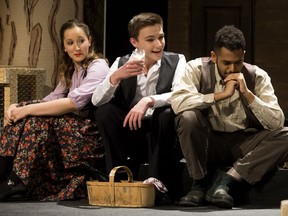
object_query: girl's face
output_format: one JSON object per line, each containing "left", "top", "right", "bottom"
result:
{"left": 63, "top": 26, "right": 91, "bottom": 68}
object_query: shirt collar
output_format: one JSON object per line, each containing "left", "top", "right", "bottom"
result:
{"left": 146, "top": 59, "right": 161, "bottom": 73}
{"left": 214, "top": 64, "right": 225, "bottom": 85}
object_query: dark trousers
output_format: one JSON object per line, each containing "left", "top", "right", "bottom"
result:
{"left": 95, "top": 103, "right": 181, "bottom": 182}
{"left": 175, "top": 109, "right": 288, "bottom": 184}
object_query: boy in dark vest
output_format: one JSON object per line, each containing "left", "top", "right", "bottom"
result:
{"left": 171, "top": 25, "right": 288, "bottom": 208}
{"left": 92, "top": 12, "right": 186, "bottom": 204}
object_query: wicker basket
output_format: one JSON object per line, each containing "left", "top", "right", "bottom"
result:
{"left": 86, "top": 166, "right": 155, "bottom": 207}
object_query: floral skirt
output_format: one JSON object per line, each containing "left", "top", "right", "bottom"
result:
{"left": 0, "top": 102, "right": 104, "bottom": 201}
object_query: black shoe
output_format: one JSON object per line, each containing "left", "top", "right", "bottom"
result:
{"left": 155, "top": 192, "right": 173, "bottom": 206}
{"left": 179, "top": 188, "right": 206, "bottom": 207}
{"left": 0, "top": 172, "right": 27, "bottom": 201}
{"left": 79, "top": 162, "right": 109, "bottom": 182}
{"left": 180, "top": 176, "right": 208, "bottom": 207}
{"left": 205, "top": 170, "right": 234, "bottom": 209}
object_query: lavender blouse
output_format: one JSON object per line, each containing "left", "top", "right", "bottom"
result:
{"left": 42, "top": 59, "right": 109, "bottom": 110}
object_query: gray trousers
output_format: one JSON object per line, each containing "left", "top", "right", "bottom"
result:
{"left": 175, "top": 109, "right": 288, "bottom": 184}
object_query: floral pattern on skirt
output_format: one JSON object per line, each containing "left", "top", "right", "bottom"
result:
{"left": 0, "top": 100, "right": 104, "bottom": 201}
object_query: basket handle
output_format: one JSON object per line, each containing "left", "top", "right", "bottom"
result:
{"left": 109, "top": 166, "right": 134, "bottom": 183}
{"left": 109, "top": 166, "right": 134, "bottom": 205}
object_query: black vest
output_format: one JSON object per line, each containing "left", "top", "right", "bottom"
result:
{"left": 200, "top": 57, "right": 263, "bottom": 129}
{"left": 110, "top": 52, "right": 179, "bottom": 111}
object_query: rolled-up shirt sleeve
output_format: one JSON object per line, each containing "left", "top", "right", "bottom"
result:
{"left": 42, "top": 81, "right": 68, "bottom": 101}
{"left": 43, "top": 59, "right": 110, "bottom": 110}
{"left": 91, "top": 58, "right": 120, "bottom": 106}
{"left": 171, "top": 58, "right": 215, "bottom": 114}
{"left": 248, "top": 67, "right": 285, "bottom": 129}
{"left": 69, "top": 59, "right": 109, "bottom": 110}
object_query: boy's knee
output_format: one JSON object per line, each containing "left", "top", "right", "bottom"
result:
{"left": 176, "top": 110, "right": 203, "bottom": 128}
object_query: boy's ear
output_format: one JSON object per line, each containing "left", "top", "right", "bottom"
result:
{"left": 211, "top": 51, "right": 217, "bottom": 64}
{"left": 129, "top": 37, "right": 137, "bottom": 48}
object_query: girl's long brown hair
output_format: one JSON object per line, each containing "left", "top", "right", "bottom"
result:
{"left": 51, "top": 19, "right": 107, "bottom": 89}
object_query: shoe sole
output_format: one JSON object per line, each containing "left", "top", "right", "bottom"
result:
{"left": 179, "top": 200, "right": 204, "bottom": 207}
{"left": 205, "top": 194, "right": 233, "bottom": 209}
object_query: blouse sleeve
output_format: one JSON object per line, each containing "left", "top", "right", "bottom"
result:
{"left": 42, "top": 81, "right": 68, "bottom": 101}
{"left": 42, "top": 59, "right": 110, "bottom": 110}
{"left": 68, "top": 59, "right": 110, "bottom": 110}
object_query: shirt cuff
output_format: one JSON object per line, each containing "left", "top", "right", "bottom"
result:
{"left": 149, "top": 95, "right": 167, "bottom": 108}
{"left": 248, "top": 96, "right": 261, "bottom": 110}
{"left": 203, "top": 93, "right": 215, "bottom": 104}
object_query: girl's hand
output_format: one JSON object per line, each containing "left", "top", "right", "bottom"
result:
{"left": 4, "top": 103, "right": 18, "bottom": 125}
{"left": 11, "top": 106, "right": 29, "bottom": 123}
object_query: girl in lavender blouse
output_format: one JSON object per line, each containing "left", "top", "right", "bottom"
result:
{"left": 0, "top": 19, "right": 109, "bottom": 201}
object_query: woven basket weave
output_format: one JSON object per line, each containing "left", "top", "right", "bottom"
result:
{"left": 87, "top": 166, "right": 155, "bottom": 207}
